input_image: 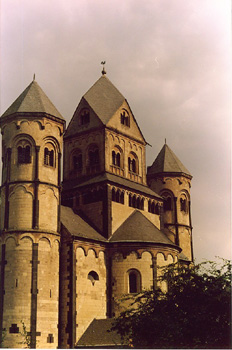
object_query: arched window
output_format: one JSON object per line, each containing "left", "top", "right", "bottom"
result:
{"left": 112, "top": 188, "right": 116, "bottom": 202}
{"left": 18, "top": 145, "right": 31, "bottom": 164}
{"left": 164, "top": 196, "right": 172, "bottom": 211}
{"left": 155, "top": 203, "right": 160, "bottom": 215}
{"left": 128, "top": 269, "right": 141, "bottom": 294}
{"left": 128, "top": 153, "right": 138, "bottom": 174}
{"left": 88, "top": 271, "right": 99, "bottom": 286}
{"left": 120, "top": 110, "right": 130, "bottom": 127}
{"left": 180, "top": 197, "right": 188, "bottom": 213}
{"left": 112, "top": 148, "right": 122, "bottom": 168}
{"left": 73, "top": 153, "right": 82, "bottom": 171}
{"left": 44, "top": 147, "right": 55, "bottom": 167}
{"left": 89, "top": 147, "right": 99, "bottom": 166}
{"left": 80, "top": 109, "right": 90, "bottom": 125}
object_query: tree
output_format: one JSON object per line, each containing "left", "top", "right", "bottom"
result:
{"left": 112, "top": 259, "right": 231, "bottom": 349}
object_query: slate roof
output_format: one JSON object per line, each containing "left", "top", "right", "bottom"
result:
{"left": 63, "top": 172, "right": 162, "bottom": 199}
{"left": 110, "top": 210, "right": 179, "bottom": 248}
{"left": 76, "top": 318, "right": 122, "bottom": 347}
{"left": 83, "top": 75, "right": 125, "bottom": 125}
{"left": 148, "top": 144, "right": 191, "bottom": 177}
{"left": 61, "top": 205, "right": 106, "bottom": 242}
{"left": 1, "top": 80, "right": 64, "bottom": 120}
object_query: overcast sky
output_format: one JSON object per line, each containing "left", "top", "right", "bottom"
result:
{"left": 0, "top": 0, "right": 231, "bottom": 262}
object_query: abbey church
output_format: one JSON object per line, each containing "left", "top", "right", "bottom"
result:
{"left": 0, "top": 71, "right": 193, "bottom": 348}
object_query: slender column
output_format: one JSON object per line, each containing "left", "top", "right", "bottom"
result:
{"left": 106, "top": 254, "right": 112, "bottom": 318}
{"left": 174, "top": 197, "right": 179, "bottom": 245}
{"left": 33, "top": 147, "right": 40, "bottom": 229}
{"left": 103, "top": 185, "right": 112, "bottom": 239}
{"left": 68, "top": 242, "right": 76, "bottom": 348}
{"left": 30, "top": 243, "right": 39, "bottom": 348}
{"left": 189, "top": 200, "right": 194, "bottom": 261}
{"left": 151, "top": 255, "right": 157, "bottom": 290}
{"left": 0, "top": 244, "right": 6, "bottom": 345}
{"left": 4, "top": 148, "right": 11, "bottom": 230}
{"left": 57, "top": 152, "right": 62, "bottom": 233}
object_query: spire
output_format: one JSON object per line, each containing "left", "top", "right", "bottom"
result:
{"left": 1, "top": 80, "right": 64, "bottom": 120}
{"left": 148, "top": 143, "right": 192, "bottom": 177}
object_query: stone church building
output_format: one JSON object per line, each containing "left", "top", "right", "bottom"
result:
{"left": 0, "top": 71, "right": 193, "bottom": 348}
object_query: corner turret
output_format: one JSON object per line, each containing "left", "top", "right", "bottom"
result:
{"left": 147, "top": 144, "right": 193, "bottom": 262}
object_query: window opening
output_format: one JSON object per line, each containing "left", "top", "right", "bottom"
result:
{"left": 44, "top": 147, "right": 55, "bottom": 167}
{"left": 73, "top": 153, "right": 82, "bottom": 171}
{"left": 80, "top": 110, "right": 90, "bottom": 125}
{"left": 128, "top": 155, "right": 138, "bottom": 174}
{"left": 18, "top": 145, "right": 31, "bottom": 164}
{"left": 120, "top": 110, "right": 130, "bottom": 126}
{"left": 128, "top": 270, "right": 141, "bottom": 293}
{"left": 47, "top": 334, "right": 54, "bottom": 343}
{"left": 164, "top": 197, "right": 172, "bottom": 211}
{"left": 180, "top": 198, "right": 187, "bottom": 212}
{"left": 88, "top": 271, "right": 99, "bottom": 286}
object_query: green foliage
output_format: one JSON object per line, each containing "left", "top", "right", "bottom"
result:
{"left": 0, "top": 329, "right": 7, "bottom": 348}
{"left": 19, "top": 321, "right": 31, "bottom": 348}
{"left": 112, "top": 259, "right": 231, "bottom": 349}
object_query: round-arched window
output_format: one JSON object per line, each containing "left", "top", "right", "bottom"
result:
{"left": 128, "top": 269, "right": 141, "bottom": 294}
{"left": 88, "top": 271, "right": 99, "bottom": 286}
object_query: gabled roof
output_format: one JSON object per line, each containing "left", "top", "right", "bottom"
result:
{"left": 1, "top": 80, "right": 64, "bottom": 120}
{"left": 76, "top": 318, "right": 122, "bottom": 347}
{"left": 148, "top": 144, "right": 192, "bottom": 177}
{"left": 110, "top": 210, "right": 178, "bottom": 247}
{"left": 83, "top": 75, "right": 125, "bottom": 125}
{"left": 61, "top": 205, "right": 106, "bottom": 242}
{"left": 62, "top": 172, "right": 162, "bottom": 199}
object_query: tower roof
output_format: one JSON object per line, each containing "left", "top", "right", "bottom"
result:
{"left": 110, "top": 210, "right": 179, "bottom": 248}
{"left": 148, "top": 143, "right": 192, "bottom": 177}
{"left": 83, "top": 75, "right": 125, "bottom": 124}
{"left": 1, "top": 80, "right": 64, "bottom": 120}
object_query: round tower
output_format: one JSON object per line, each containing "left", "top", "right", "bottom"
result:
{"left": 147, "top": 143, "right": 193, "bottom": 262}
{"left": 0, "top": 80, "right": 65, "bottom": 348}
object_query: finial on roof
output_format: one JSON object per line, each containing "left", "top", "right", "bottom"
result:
{"left": 165, "top": 138, "right": 167, "bottom": 144}
{"left": 101, "top": 61, "right": 106, "bottom": 75}
{"left": 33, "top": 73, "right": 35, "bottom": 81}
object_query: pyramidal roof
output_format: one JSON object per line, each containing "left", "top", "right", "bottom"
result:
{"left": 1, "top": 80, "right": 64, "bottom": 120}
{"left": 83, "top": 75, "right": 125, "bottom": 124}
{"left": 148, "top": 144, "right": 192, "bottom": 177}
{"left": 110, "top": 210, "right": 179, "bottom": 248}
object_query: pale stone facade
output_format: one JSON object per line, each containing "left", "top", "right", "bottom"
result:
{"left": 0, "top": 73, "right": 193, "bottom": 348}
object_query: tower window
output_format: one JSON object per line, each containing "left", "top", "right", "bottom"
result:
{"left": 120, "top": 110, "right": 130, "bottom": 127}
{"left": 18, "top": 145, "right": 31, "bottom": 164}
{"left": 44, "top": 148, "right": 54, "bottom": 167}
{"left": 88, "top": 271, "right": 99, "bottom": 286}
{"left": 180, "top": 197, "right": 187, "bottom": 212}
{"left": 73, "top": 153, "right": 82, "bottom": 171}
{"left": 47, "top": 334, "right": 54, "bottom": 343}
{"left": 128, "top": 269, "right": 141, "bottom": 294}
{"left": 112, "top": 188, "right": 124, "bottom": 204}
{"left": 89, "top": 147, "right": 99, "bottom": 166}
{"left": 164, "top": 197, "right": 172, "bottom": 211}
{"left": 80, "top": 109, "right": 90, "bottom": 125}
{"left": 128, "top": 154, "right": 138, "bottom": 174}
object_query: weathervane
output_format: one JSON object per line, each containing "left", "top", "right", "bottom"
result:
{"left": 101, "top": 61, "right": 106, "bottom": 75}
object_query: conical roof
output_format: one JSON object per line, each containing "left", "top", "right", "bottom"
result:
{"left": 1, "top": 80, "right": 64, "bottom": 120}
{"left": 148, "top": 144, "right": 191, "bottom": 177}
{"left": 83, "top": 75, "right": 125, "bottom": 124}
